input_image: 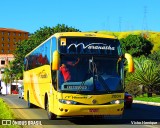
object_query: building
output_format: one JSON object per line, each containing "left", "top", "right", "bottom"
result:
{"left": 0, "top": 28, "right": 28, "bottom": 54}
{"left": 0, "top": 54, "right": 14, "bottom": 79}
{"left": 0, "top": 28, "right": 29, "bottom": 94}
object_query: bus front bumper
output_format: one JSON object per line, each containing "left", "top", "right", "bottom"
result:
{"left": 53, "top": 104, "right": 124, "bottom": 117}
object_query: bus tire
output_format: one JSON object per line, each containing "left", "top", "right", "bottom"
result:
{"left": 46, "top": 98, "right": 57, "bottom": 120}
{"left": 27, "top": 91, "right": 34, "bottom": 108}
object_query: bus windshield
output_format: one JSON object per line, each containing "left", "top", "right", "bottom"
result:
{"left": 58, "top": 37, "right": 121, "bottom": 57}
{"left": 58, "top": 55, "right": 123, "bottom": 94}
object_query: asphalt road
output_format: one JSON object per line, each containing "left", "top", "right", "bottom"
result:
{"left": 0, "top": 95, "right": 160, "bottom": 128}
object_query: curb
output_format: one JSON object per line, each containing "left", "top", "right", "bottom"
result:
{"left": 133, "top": 100, "right": 160, "bottom": 106}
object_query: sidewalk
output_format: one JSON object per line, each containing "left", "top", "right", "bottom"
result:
{"left": 133, "top": 100, "right": 160, "bottom": 106}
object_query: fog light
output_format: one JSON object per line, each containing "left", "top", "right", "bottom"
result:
{"left": 65, "top": 109, "right": 68, "bottom": 112}
{"left": 59, "top": 108, "right": 63, "bottom": 111}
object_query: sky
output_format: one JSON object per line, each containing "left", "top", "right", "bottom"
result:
{"left": 0, "top": 0, "right": 160, "bottom": 33}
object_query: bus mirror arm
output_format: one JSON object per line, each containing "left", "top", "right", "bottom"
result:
{"left": 52, "top": 50, "right": 60, "bottom": 70}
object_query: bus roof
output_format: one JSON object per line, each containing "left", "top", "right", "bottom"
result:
{"left": 53, "top": 32, "right": 117, "bottom": 39}
{"left": 25, "top": 32, "right": 117, "bottom": 57}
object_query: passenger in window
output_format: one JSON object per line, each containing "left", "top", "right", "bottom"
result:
{"left": 60, "top": 58, "right": 80, "bottom": 82}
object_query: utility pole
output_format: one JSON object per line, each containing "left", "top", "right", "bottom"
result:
{"left": 142, "top": 6, "right": 149, "bottom": 38}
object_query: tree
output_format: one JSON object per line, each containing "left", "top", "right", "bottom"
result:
{"left": 12, "top": 24, "right": 80, "bottom": 78}
{"left": 120, "top": 34, "right": 153, "bottom": 57}
{"left": 149, "top": 46, "right": 160, "bottom": 65}
{"left": 125, "top": 79, "right": 142, "bottom": 97}
{"left": 1, "top": 63, "right": 13, "bottom": 94}
{"left": 129, "top": 58, "right": 160, "bottom": 97}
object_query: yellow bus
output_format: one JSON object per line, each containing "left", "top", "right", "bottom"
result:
{"left": 23, "top": 32, "right": 134, "bottom": 119}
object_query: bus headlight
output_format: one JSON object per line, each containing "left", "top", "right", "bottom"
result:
{"left": 110, "top": 99, "right": 124, "bottom": 104}
{"left": 59, "top": 99, "right": 77, "bottom": 105}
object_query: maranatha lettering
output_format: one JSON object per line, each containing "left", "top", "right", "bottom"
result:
{"left": 67, "top": 43, "right": 115, "bottom": 50}
{"left": 88, "top": 45, "right": 115, "bottom": 50}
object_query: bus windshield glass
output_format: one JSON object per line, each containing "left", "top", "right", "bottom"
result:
{"left": 58, "top": 37, "right": 121, "bottom": 57}
{"left": 58, "top": 55, "right": 123, "bottom": 94}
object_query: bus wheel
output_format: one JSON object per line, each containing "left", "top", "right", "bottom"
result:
{"left": 27, "top": 92, "right": 34, "bottom": 108}
{"left": 46, "top": 100, "right": 57, "bottom": 120}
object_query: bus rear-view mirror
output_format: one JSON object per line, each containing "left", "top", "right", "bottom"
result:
{"left": 124, "top": 53, "right": 134, "bottom": 73}
{"left": 52, "top": 50, "right": 59, "bottom": 70}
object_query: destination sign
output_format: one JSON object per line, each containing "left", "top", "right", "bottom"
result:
{"left": 59, "top": 37, "right": 120, "bottom": 56}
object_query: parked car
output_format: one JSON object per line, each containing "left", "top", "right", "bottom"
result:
{"left": 18, "top": 87, "right": 24, "bottom": 99}
{"left": 124, "top": 92, "right": 133, "bottom": 108}
{"left": 12, "top": 90, "right": 18, "bottom": 94}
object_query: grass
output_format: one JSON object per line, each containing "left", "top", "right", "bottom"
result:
{"left": 134, "top": 94, "right": 160, "bottom": 103}
{"left": 0, "top": 98, "right": 15, "bottom": 119}
{"left": 0, "top": 98, "right": 21, "bottom": 128}
{"left": 97, "top": 30, "right": 160, "bottom": 52}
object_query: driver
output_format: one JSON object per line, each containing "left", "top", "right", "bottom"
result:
{"left": 60, "top": 58, "right": 80, "bottom": 82}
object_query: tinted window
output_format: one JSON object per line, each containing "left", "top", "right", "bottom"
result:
{"left": 25, "top": 39, "right": 51, "bottom": 70}
{"left": 58, "top": 37, "right": 121, "bottom": 57}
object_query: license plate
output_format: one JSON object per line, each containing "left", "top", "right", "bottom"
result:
{"left": 89, "top": 109, "right": 98, "bottom": 112}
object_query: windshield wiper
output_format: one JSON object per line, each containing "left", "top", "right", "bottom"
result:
{"left": 76, "top": 57, "right": 95, "bottom": 94}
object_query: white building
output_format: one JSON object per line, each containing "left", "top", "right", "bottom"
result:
{"left": 0, "top": 81, "right": 22, "bottom": 95}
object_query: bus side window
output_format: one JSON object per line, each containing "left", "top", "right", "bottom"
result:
{"left": 24, "top": 58, "right": 28, "bottom": 71}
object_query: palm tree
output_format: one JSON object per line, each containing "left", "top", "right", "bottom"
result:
{"left": 131, "top": 58, "right": 160, "bottom": 97}
{"left": 1, "top": 61, "right": 15, "bottom": 94}
{"left": 14, "top": 72, "right": 23, "bottom": 87}
{"left": 1, "top": 67, "right": 12, "bottom": 94}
